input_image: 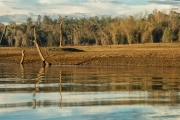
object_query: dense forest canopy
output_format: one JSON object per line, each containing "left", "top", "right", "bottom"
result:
{"left": 0, "top": 10, "right": 180, "bottom": 47}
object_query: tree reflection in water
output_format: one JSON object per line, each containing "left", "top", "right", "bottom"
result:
{"left": 60, "top": 69, "right": 62, "bottom": 108}
{"left": 33, "top": 67, "right": 44, "bottom": 96}
{"left": 0, "top": 65, "right": 180, "bottom": 108}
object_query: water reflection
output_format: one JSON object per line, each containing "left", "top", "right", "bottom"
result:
{"left": 60, "top": 70, "right": 62, "bottom": 108}
{"left": 33, "top": 67, "right": 44, "bottom": 96}
{"left": 0, "top": 64, "right": 180, "bottom": 119}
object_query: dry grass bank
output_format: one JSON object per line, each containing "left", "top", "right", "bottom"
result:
{"left": 1, "top": 43, "right": 180, "bottom": 67}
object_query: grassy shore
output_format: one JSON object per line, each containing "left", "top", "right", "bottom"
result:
{"left": 1, "top": 43, "right": 180, "bottom": 67}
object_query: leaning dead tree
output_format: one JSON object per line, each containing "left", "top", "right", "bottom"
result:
{"left": 32, "top": 25, "right": 51, "bottom": 66}
{"left": 59, "top": 17, "right": 63, "bottom": 48}
{"left": 0, "top": 25, "right": 7, "bottom": 44}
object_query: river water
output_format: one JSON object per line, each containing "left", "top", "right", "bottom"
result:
{"left": 0, "top": 64, "right": 180, "bottom": 120}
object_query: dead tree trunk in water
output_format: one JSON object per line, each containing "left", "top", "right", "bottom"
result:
{"left": 20, "top": 50, "right": 25, "bottom": 64}
{"left": 0, "top": 26, "right": 7, "bottom": 44}
{"left": 60, "top": 19, "right": 63, "bottom": 48}
{"left": 32, "top": 26, "right": 51, "bottom": 66}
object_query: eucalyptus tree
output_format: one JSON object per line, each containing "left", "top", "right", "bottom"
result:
{"left": 162, "top": 11, "right": 179, "bottom": 42}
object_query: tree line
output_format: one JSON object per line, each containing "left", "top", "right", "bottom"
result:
{"left": 0, "top": 9, "right": 180, "bottom": 47}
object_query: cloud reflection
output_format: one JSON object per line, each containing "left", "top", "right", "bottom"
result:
{"left": 0, "top": 106, "right": 180, "bottom": 120}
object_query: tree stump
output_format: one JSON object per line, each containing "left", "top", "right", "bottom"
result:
{"left": 20, "top": 50, "right": 25, "bottom": 64}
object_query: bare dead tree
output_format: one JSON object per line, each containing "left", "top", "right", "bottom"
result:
{"left": 59, "top": 17, "right": 63, "bottom": 48}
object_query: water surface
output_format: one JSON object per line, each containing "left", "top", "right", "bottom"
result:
{"left": 0, "top": 64, "right": 180, "bottom": 120}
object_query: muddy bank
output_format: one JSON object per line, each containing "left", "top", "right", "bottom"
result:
{"left": 1, "top": 45, "right": 180, "bottom": 67}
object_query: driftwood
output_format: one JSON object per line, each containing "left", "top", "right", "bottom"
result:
{"left": 32, "top": 26, "right": 51, "bottom": 66}
{"left": 0, "top": 26, "right": 7, "bottom": 44}
{"left": 60, "top": 19, "right": 63, "bottom": 48}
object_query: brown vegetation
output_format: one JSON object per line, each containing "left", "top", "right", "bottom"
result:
{"left": 1, "top": 43, "right": 180, "bottom": 67}
{"left": 1, "top": 10, "right": 180, "bottom": 47}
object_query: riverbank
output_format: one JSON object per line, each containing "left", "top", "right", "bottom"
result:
{"left": 1, "top": 43, "right": 180, "bottom": 67}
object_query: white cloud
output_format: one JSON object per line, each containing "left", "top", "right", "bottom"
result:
{"left": 0, "top": 2, "right": 13, "bottom": 15}
{"left": 38, "top": 0, "right": 73, "bottom": 4}
{"left": 0, "top": 0, "right": 172, "bottom": 16}
{"left": 120, "top": 4, "right": 171, "bottom": 16}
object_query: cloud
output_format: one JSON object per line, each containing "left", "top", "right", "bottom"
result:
{"left": 12, "top": 7, "right": 24, "bottom": 9}
{"left": 0, "top": 0, "right": 175, "bottom": 22}
{"left": 81, "top": 0, "right": 148, "bottom": 5}
{"left": 80, "top": 0, "right": 123, "bottom": 4}
{"left": 0, "top": 0, "right": 166, "bottom": 15}
{"left": 1, "top": 1, "right": 14, "bottom": 3}
{"left": 148, "top": 0, "right": 180, "bottom": 5}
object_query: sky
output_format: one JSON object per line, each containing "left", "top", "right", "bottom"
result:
{"left": 0, "top": 0, "right": 180, "bottom": 17}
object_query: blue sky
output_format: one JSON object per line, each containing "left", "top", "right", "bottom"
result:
{"left": 0, "top": 0, "right": 179, "bottom": 16}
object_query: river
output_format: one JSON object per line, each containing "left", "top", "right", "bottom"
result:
{"left": 0, "top": 64, "right": 180, "bottom": 120}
